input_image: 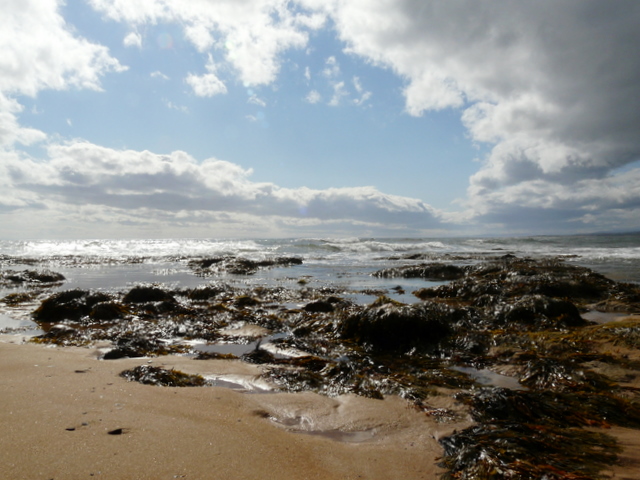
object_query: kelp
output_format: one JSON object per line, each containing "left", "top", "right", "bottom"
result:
{"left": 120, "top": 365, "right": 207, "bottom": 387}
{"left": 458, "top": 387, "right": 640, "bottom": 429}
{"left": 439, "top": 423, "right": 621, "bottom": 480}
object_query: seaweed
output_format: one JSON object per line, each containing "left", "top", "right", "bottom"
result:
{"left": 439, "top": 423, "right": 621, "bottom": 480}
{"left": 120, "top": 365, "right": 207, "bottom": 387}
{"left": 373, "top": 263, "right": 467, "bottom": 280}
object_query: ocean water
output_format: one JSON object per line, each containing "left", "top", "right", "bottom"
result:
{"left": 1, "top": 234, "right": 639, "bottom": 301}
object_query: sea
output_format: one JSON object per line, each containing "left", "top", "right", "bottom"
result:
{"left": 1, "top": 235, "right": 639, "bottom": 296}
{"left": 1, "top": 233, "right": 639, "bottom": 383}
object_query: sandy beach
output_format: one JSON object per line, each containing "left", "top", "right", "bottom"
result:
{"left": 0, "top": 337, "right": 450, "bottom": 480}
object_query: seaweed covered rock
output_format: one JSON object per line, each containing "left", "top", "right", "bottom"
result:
{"left": 0, "top": 269, "right": 65, "bottom": 286}
{"left": 89, "top": 301, "right": 128, "bottom": 321}
{"left": 339, "top": 301, "right": 453, "bottom": 353}
{"left": 189, "top": 256, "right": 302, "bottom": 276}
{"left": 373, "top": 263, "right": 467, "bottom": 280}
{"left": 416, "top": 258, "right": 619, "bottom": 307}
{"left": 495, "top": 295, "right": 586, "bottom": 329}
{"left": 33, "top": 290, "right": 92, "bottom": 322}
{"left": 120, "top": 365, "right": 207, "bottom": 387}
{"left": 303, "top": 299, "right": 335, "bottom": 313}
{"left": 103, "top": 334, "right": 175, "bottom": 359}
{"left": 123, "top": 285, "right": 174, "bottom": 303}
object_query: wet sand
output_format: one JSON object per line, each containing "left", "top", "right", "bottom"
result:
{"left": 0, "top": 338, "right": 448, "bottom": 480}
{"left": 3, "top": 331, "right": 640, "bottom": 479}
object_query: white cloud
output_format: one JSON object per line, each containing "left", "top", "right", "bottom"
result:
{"left": 322, "top": 56, "right": 340, "bottom": 78}
{"left": 0, "top": 0, "right": 125, "bottom": 149}
{"left": 151, "top": 71, "right": 170, "bottom": 81}
{"left": 305, "top": 90, "right": 321, "bottom": 104}
{"left": 186, "top": 55, "right": 227, "bottom": 97}
{"left": 0, "top": 0, "right": 126, "bottom": 97}
{"left": 123, "top": 31, "right": 142, "bottom": 48}
{"left": 0, "top": 94, "right": 47, "bottom": 148}
{"left": 165, "top": 101, "right": 188, "bottom": 113}
{"left": 352, "top": 76, "right": 371, "bottom": 106}
{"left": 248, "top": 94, "right": 267, "bottom": 107}
{"left": 328, "top": 81, "right": 347, "bottom": 107}
{"left": 186, "top": 72, "right": 227, "bottom": 97}
{"left": 88, "top": 0, "right": 323, "bottom": 86}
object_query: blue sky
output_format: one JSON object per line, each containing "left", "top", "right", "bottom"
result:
{"left": 1, "top": 1, "right": 640, "bottom": 239}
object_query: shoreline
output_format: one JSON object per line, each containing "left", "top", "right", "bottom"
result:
{"left": 0, "top": 337, "right": 448, "bottom": 480}
{"left": 3, "top": 250, "right": 640, "bottom": 478}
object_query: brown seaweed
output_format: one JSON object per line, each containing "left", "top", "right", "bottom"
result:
{"left": 120, "top": 365, "right": 207, "bottom": 387}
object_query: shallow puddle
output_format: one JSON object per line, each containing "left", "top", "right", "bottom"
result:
{"left": 205, "top": 374, "right": 276, "bottom": 393}
{"left": 194, "top": 332, "right": 295, "bottom": 358}
{"left": 270, "top": 416, "right": 376, "bottom": 443}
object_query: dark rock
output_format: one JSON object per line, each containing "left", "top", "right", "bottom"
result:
{"left": 339, "top": 302, "right": 452, "bottom": 353}
{"left": 33, "top": 290, "right": 91, "bottom": 322}
{"left": 373, "top": 263, "right": 467, "bottom": 281}
{"left": 103, "top": 335, "right": 163, "bottom": 359}
{"left": 123, "top": 286, "right": 174, "bottom": 303}
{"left": 304, "top": 300, "right": 334, "bottom": 313}
{"left": 89, "top": 302, "right": 127, "bottom": 321}
{"left": 187, "top": 284, "right": 230, "bottom": 300}
{"left": 1, "top": 269, "right": 65, "bottom": 285}
{"left": 189, "top": 256, "right": 303, "bottom": 276}
{"left": 496, "top": 295, "right": 586, "bottom": 329}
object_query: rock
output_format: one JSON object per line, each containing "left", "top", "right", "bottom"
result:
{"left": 304, "top": 300, "right": 335, "bottom": 313}
{"left": 496, "top": 295, "right": 586, "bottom": 329}
{"left": 189, "top": 256, "right": 303, "bottom": 276}
{"left": 1, "top": 269, "right": 65, "bottom": 286}
{"left": 123, "top": 286, "right": 174, "bottom": 303}
{"left": 373, "top": 263, "right": 467, "bottom": 280}
{"left": 33, "top": 290, "right": 91, "bottom": 322}
{"left": 339, "top": 302, "right": 452, "bottom": 353}
{"left": 89, "top": 302, "right": 128, "bottom": 321}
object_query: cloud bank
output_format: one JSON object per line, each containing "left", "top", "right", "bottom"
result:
{"left": 1, "top": 143, "right": 443, "bottom": 238}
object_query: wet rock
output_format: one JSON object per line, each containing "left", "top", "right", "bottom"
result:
{"left": 303, "top": 299, "right": 334, "bottom": 313}
{"left": 33, "top": 290, "right": 92, "bottom": 322}
{"left": 103, "top": 335, "right": 165, "bottom": 359}
{"left": 0, "top": 269, "right": 65, "bottom": 286}
{"left": 89, "top": 302, "right": 128, "bottom": 321}
{"left": 373, "top": 263, "right": 467, "bottom": 280}
{"left": 495, "top": 295, "right": 586, "bottom": 329}
{"left": 519, "top": 356, "right": 617, "bottom": 392}
{"left": 186, "top": 284, "right": 232, "bottom": 300}
{"left": 339, "top": 302, "right": 452, "bottom": 353}
{"left": 123, "top": 286, "right": 174, "bottom": 303}
{"left": 2, "top": 291, "right": 36, "bottom": 305}
{"left": 189, "top": 256, "right": 302, "bottom": 276}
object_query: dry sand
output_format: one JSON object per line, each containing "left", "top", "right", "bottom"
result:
{"left": 0, "top": 337, "right": 449, "bottom": 480}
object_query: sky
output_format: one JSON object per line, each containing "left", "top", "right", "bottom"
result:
{"left": 1, "top": 0, "right": 640, "bottom": 240}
